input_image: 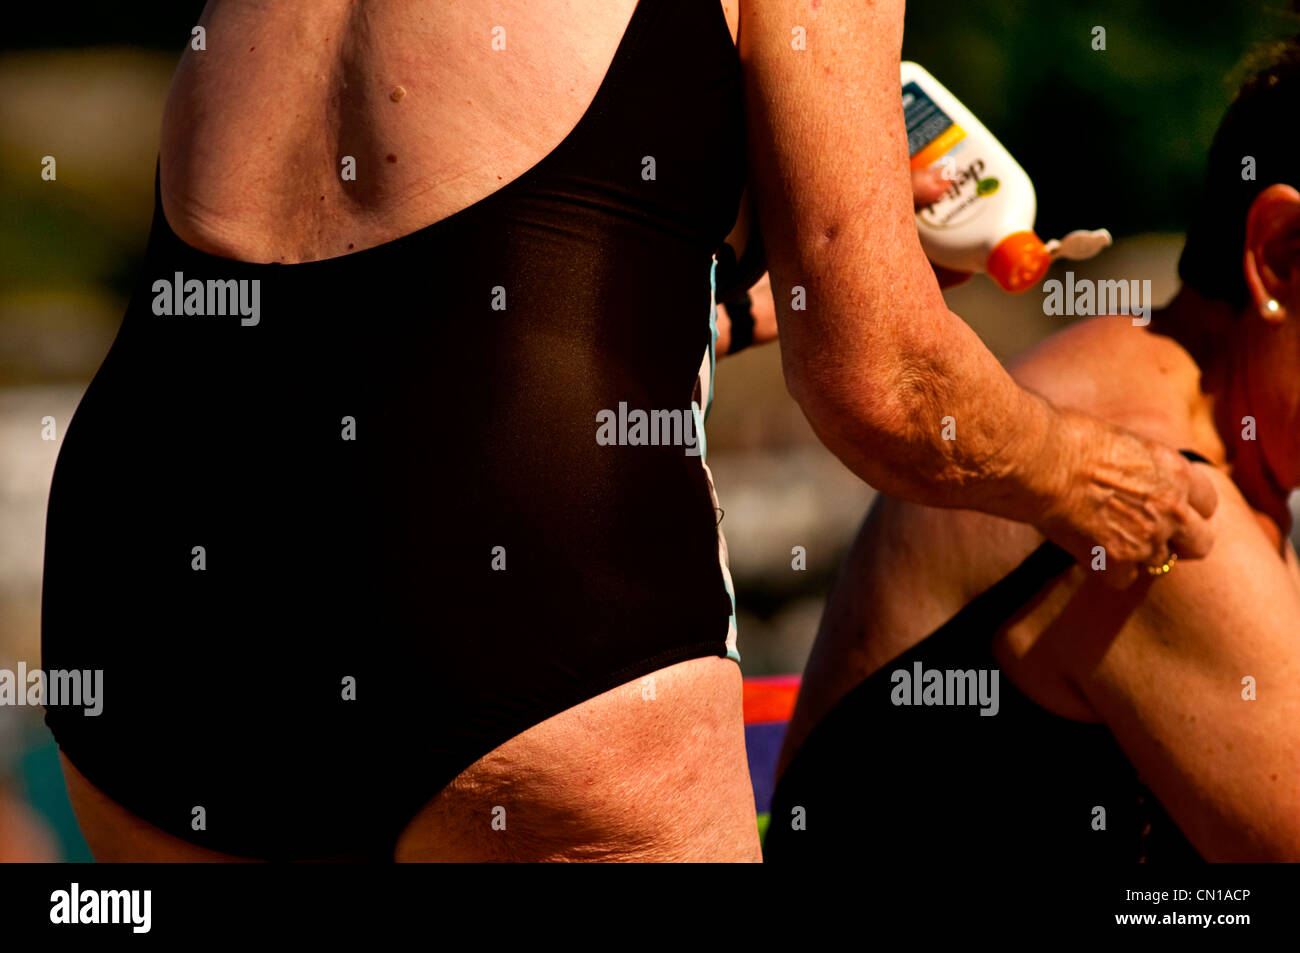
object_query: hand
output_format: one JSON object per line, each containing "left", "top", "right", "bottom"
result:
{"left": 715, "top": 271, "right": 778, "bottom": 356}
{"left": 1034, "top": 409, "right": 1219, "bottom": 587}
{"left": 911, "top": 165, "right": 971, "bottom": 289}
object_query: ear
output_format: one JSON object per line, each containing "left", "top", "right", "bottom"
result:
{"left": 1243, "top": 183, "right": 1300, "bottom": 323}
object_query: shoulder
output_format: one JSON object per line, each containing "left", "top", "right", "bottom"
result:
{"left": 1138, "top": 464, "right": 1298, "bottom": 630}
{"left": 1008, "top": 316, "right": 1206, "bottom": 451}
{"left": 1009, "top": 317, "right": 1190, "bottom": 400}
{"left": 1048, "top": 457, "right": 1298, "bottom": 702}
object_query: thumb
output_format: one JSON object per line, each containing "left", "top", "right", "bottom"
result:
{"left": 911, "top": 165, "right": 949, "bottom": 207}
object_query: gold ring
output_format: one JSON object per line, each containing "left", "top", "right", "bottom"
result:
{"left": 1145, "top": 552, "right": 1177, "bottom": 577}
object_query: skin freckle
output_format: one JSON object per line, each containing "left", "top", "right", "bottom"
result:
{"left": 386, "top": 153, "right": 397, "bottom": 163}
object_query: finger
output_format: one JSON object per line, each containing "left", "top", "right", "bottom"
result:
{"left": 1143, "top": 539, "right": 1171, "bottom": 567}
{"left": 911, "top": 165, "right": 949, "bottom": 207}
{"left": 1184, "top": 465, "right": 1219, "bottom": 519}
{"left": 1053, "top": 529, "right": 1141, "bottom": 590}
{"left": 1095, "top": 560, "right": 1140, "bottom": 590}
{"left": 1167, "top": 508, "right": 1215, "bottom": 561}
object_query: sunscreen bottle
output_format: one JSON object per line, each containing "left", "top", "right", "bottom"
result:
{"left": 901, "top": 61, "right": 1111, "bottom": 292}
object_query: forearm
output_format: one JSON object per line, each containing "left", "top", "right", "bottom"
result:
{"left": 741, "top": 0, "right": 1214, "bottom": 572}
{"left": 738, "top": 0, "right": 1063, "bottom": 520}
{"left": 778, "top": 279, "right": 1066, "bottom": 524}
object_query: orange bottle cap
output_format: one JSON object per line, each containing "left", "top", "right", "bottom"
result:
{"left": 986, "top": 231, "right": 1051, "bottom": 293}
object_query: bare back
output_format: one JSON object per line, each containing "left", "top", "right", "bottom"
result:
{"left": 161, "top": 0, "right": 738, "bottom": 261}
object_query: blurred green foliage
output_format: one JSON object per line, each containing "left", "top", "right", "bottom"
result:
{"left": 902, "top": 0, "right": 1300, "bottom": 238}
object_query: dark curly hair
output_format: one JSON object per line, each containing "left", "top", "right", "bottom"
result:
{"left": 1177, "top": 26, "right": 1300, "bottom": 308}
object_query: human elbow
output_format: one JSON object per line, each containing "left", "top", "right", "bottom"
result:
{"left": 783, "top": 341, "right": 932, "bottom": 457}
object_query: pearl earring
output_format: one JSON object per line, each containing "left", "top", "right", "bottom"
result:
{"left": 1265, "top": 299, "right": 1281, "bottom": 314}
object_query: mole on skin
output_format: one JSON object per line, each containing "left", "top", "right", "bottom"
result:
{"left": 390, "top": 85, "right": 406, "bottom": 102}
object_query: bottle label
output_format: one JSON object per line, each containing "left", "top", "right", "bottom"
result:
{"left": 903, "top": 81, "right": 999, "bottom": 230}
{"left": 903, "top": 81, "right": 965, "bottom": 170}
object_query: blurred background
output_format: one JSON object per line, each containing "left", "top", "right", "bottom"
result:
{"left": 3, "top": 0, "right": 1300, "bottom": 860}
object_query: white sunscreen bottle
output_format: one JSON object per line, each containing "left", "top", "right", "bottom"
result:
{"left": 901, "top": 61, "right": 1112, "bottom": 292}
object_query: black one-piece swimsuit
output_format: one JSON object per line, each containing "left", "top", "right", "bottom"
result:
{"left": 42, "top": 0, "right": 745, "bottom": 860}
